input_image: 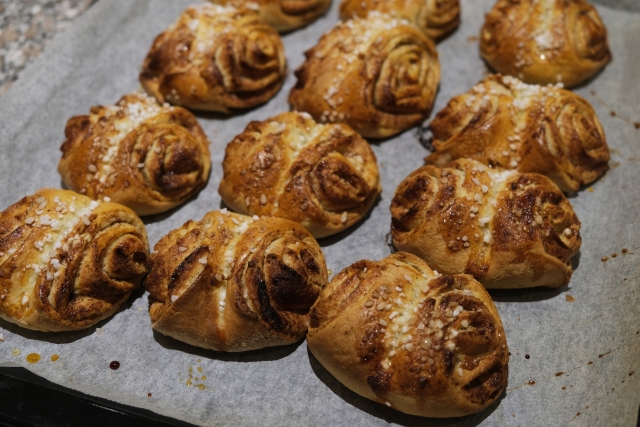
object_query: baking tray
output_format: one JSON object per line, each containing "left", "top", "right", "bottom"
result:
{"left": 0, "top": 0, "right": 639, "bottom": 426}
{"left": 0, "top": 366, "right": 197, "bottom": 427}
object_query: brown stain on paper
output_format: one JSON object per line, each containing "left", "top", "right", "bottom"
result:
{"left": 590, "top": 90, "right": 640, "bottom": 130}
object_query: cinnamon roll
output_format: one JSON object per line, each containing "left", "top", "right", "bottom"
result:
{"left": 218, "top": 112, "right": 381, "bottom": 238}
{"left": 307, "top": 252, "right": 508, "bottom": 417}
{"left": 391, "top": 159, "right": 581, "bottom": 289}
{"left": 211, "top": 0, "right": 331, "bottom": 32}
{"left": 144, "top": 210, "right": 327, "bottom": 351}
{"left": 339, "top": 0, "right": 460, "bottom": 40}
{"left": 0, "top": 189, "right": 148, "bottom": 332}
{"left": 425, "top": 75, "right": 609, "bottom": 192}
{"left": 289, "top": 12, "right": 440, "bottom": 138}
{"left": 479, "top": 0, "right": 611, "bottom": 87}
{"left": 140, "top": 4, "right": 287, "bottom": 113}
{"left": 58, "top": 92, "right": 211, "bottom": 216}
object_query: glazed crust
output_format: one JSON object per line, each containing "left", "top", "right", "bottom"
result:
{"left": 307, "top": 252, "right": 509, "bottom": 418}
{"left": 144, "top": 210, "right": 327, "bottom": 351}
{"left": 0, "top": 189, "right": 148, "bottom": 332}
{"left": 58, "top": 93, "right": 211, "bottom": 216}
{"left": 339, "top": 0, "right": 460, "bottom": 40}
{"left": 218, "top": 112, "right": 381, "bottom": 238}
{"left": 289, "top": 12, "right": 440, "bottom": 138}
{"left": 391, "top": 159, "right": 581, "bottom": 289}
{"left": 479, "top": 0, "right": 611, "bottom": 88}
{"left": 140, "top": 4, "right": 287, "bottom": 113}
{"left": 425, "top": 75, "right": 609, "bottom": 192}
{"left": 211, "top": 0, "right": 331, "bottom": 32}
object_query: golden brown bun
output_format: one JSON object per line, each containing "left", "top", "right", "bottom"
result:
{"left": 58, "top": 92, "right": 211, "bottom": 216}
{"left": 218, "top": 112, "right": 381, "bottom": 238}
{"left": 211, "top": 0, "right": 331, "bottom": 32}
{"left": 0, "top": 189, "right": 148, "bottom": 332}
{"left": 289, "top": 12, "right": 440, "bottom": 138}
{"left": 140, "top": 4, "right": 287, "bottom": 113}
{"left": 307, "top": 252, "right": 508, "bottom": 418}
{"left": 479, "top": 0, "right": 611, "bottom": 88}
{"left": 339, "top": 0, "right": 460, "bottom": 40}
{"left": 144, "top": 210, "right": 327, "bottom": 351}
{"left": 425, "top": 75, "right": 609, "bottom": 192}
{"left": 391, "top": 159, "right": 581, "bottom": 289}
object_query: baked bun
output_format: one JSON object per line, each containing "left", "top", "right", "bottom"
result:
{"left": 0, "top": 189, "right": 148, "bottom": 332}
{"left": 307, "top": 251, "right": 508, "bottom": 418}
{"left": 425, "top": 75, "right": 609, "bottom": 192}
{"left": 144, "top": 210, "right": 327, "bottom": 351}
{"left": 140, "top": 4, "right": 287, "bottom": 113}
{"left": 391, "top": 159, "right": 581, "bottom": 289}
{"left": 339, "top": 0, "right": 460, "bottom": 40}
{"left": 479, "top": 0, "right": 611, "bottom": 87}
{"left": 289, "top": 12, "right": 440, "bottom": 138}
{"left": 59, "top": 92, "right": 211, "bottom": 216}
{"left": 218, "top": 112, "right": 381, "bottom": 238}
{"left": 210, "top": 0, "right": 331, "bottom": 32}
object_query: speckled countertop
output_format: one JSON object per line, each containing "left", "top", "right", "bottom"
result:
{"left": 0, "top": 0, "right": 98, "bottom": 96}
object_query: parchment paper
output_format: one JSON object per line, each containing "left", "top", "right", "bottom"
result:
{"left": 0, "top": 1, "right": 639, "bottom": 426}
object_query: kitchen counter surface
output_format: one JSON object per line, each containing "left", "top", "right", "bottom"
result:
{"left": 0, "top": 0, "right": 97, "bottom": 96}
